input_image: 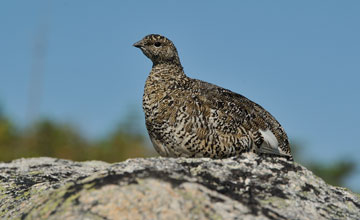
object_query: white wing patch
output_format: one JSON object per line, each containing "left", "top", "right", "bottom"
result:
{"left": 258, "top": 129, "right": 281, "bottom": 155}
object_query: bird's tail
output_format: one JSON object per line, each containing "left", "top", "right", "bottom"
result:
{"left": 257, "top": 129, "right": 293, "bottom": 160}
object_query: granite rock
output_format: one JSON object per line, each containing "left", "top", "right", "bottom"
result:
{"left": 0, "top": 155, "right": 359, "bottom": 219}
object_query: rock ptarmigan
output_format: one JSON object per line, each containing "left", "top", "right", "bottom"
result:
{"left": 133, "top": 34, "right": 292, "bottom": 160}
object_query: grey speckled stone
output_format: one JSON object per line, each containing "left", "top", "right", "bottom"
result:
{"left": 0, "top": 155, "right": 359, "bottom": 220}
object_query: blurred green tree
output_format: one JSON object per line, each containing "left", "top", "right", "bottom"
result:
{"left": 292, "top": 141, "right": 356, "bottom": 189}
{"left": 0, "top": 106, "right": 18, "bottom": 161}
{"left": 20, "top": 119, "right": 89, "bottom": 161}
{"left": 90, "top": 110, "right": 156, "bottom": 162}
{"left": 308, "top": 161, "right": 356, "bottom": 187}
{"left": 91, "top": 126, "right": 154, "bottom": 163}
{"left": 0, "top": 105, "right": 153, "bottom": 162}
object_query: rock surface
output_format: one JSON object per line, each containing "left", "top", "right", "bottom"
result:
{"left": 0, "top": 155, "right": 359, "bottom": 220}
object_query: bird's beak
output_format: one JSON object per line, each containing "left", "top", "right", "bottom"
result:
{"left": 133, "top": 40, "right": 144, "bottom": 48}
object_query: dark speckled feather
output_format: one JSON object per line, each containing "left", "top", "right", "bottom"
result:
{"left": 134, "top": 34, "right": 292, "bottom": 160}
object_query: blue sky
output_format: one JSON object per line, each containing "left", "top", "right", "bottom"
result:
{"left": 1, "top": 1, "right": 359, "bottom": 190}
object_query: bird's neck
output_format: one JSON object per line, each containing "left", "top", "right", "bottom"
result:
{"left": 150, "top": 63, "right": 187, "bottom": 81}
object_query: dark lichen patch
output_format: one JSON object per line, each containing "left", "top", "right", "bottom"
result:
{"left": 87, "top": 169, "right": 187, "bottom": 190}
{"left": 196, "top": 171, "right": 261, "bottom": 214}
{"left": 261, "top": 207, "right": 287, "bottom": 220}
{"left": 269, "top": 168, "right": 280, "bottom": 173}
{"left": 196, "top": 166, "right": 292, "bottom": 210}
{"left": 213, "top": 162, "right": 223, "bottom": 167}
{"left": 20, "top": 211, "right": 29, "bottom": 220}
{"left": 196, "top": 170, "right": 249, "bottom": 196}
{"left": 231, "top": 169, "right": 289, "bottom": 199}
{"left": 179, "top": 161, "right": 203, "bottom": 168}
{"left": 277, "top": 160, "right": 302, "bottom": 173}
{"left": 317, "top": 207, "right": 328, "bottom": 218}
{"left": 257, "top": 174, "right": 273, "bottom": 182}
{"left": 196, "top": 171, "right": 222, "bottom": 186}
{"left": 344, "top": 196, "right": 360, "bottom": 209}
{"left": 1, "top": 167, "right": 18, "bottom": 175}
{"left": 229, "top": 169, "right": 253, "bottom": 180}
{"left": 29, "top": 163, "right": 52, "bottom": 169}
{"left": 325, "top": 203, "right": 346, "bottom": 218}
{"left": 244, "top": 162, "right": 253, "bottom": 167}
{"left": 208, "top": 194, "right": 225, "bottom": 203}
{"left": 298, "top": 194, "right": 308, "bottom": 201}
{"left": 73, "top": 175, "right": 88, "bottom": 183}
{"left": 268, "top": 187, "right": 288, "bottom": 199}
{"left": 333, "top": 189, "right": 343, "bottom": 196}
{"left": 245, "top": 187, "right": 259, "bottom": 215}
{"left": 302, "top": 183, "right": 320, "bottom": 196}
{"left": 14, "top": 177, "right": 37, "bottom": 189}
{"left": 260, "top": 154, "right": 287, "bottom": 161}
{"left": 43, "top": 175, "right": 60, "bottom": 183}
{"left": 254, "top": 157, "right": 263, "bottom": 166}
{"left": 62, "top": 183, "right": 85, "bottom": 201}
{"left": 272, "top": 177, "right": 290, "bottom": 186}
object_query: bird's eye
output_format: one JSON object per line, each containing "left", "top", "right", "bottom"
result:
{"left": 154, "top": 42, "right": 161, "bottom": 47}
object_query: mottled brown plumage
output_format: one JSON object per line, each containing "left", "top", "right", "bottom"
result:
{"left": 134, "top": 34, "right": 292, "bottom": 160}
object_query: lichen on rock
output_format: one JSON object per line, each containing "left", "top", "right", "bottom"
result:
{"left": 0, "top": 155, "right": 359, "bottom": 219}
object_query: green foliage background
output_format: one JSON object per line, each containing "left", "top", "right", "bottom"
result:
{"left": 0, "top": 106, "right": 155, "bottom": 163}
{"left": 0, "top": 105, "right": 357, "bottom": 191}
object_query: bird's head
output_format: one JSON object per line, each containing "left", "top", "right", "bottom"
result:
{"left": 133, "top": 34, "right": 181, "bottom": 66}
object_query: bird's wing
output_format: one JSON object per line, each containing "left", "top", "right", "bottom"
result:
{"left": 191, "top": 79, "right": 292, "bottom": 157}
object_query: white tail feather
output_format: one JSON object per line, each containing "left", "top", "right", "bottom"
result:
{"left": 258, "top": 129, "right": 281, "bottom": 155}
